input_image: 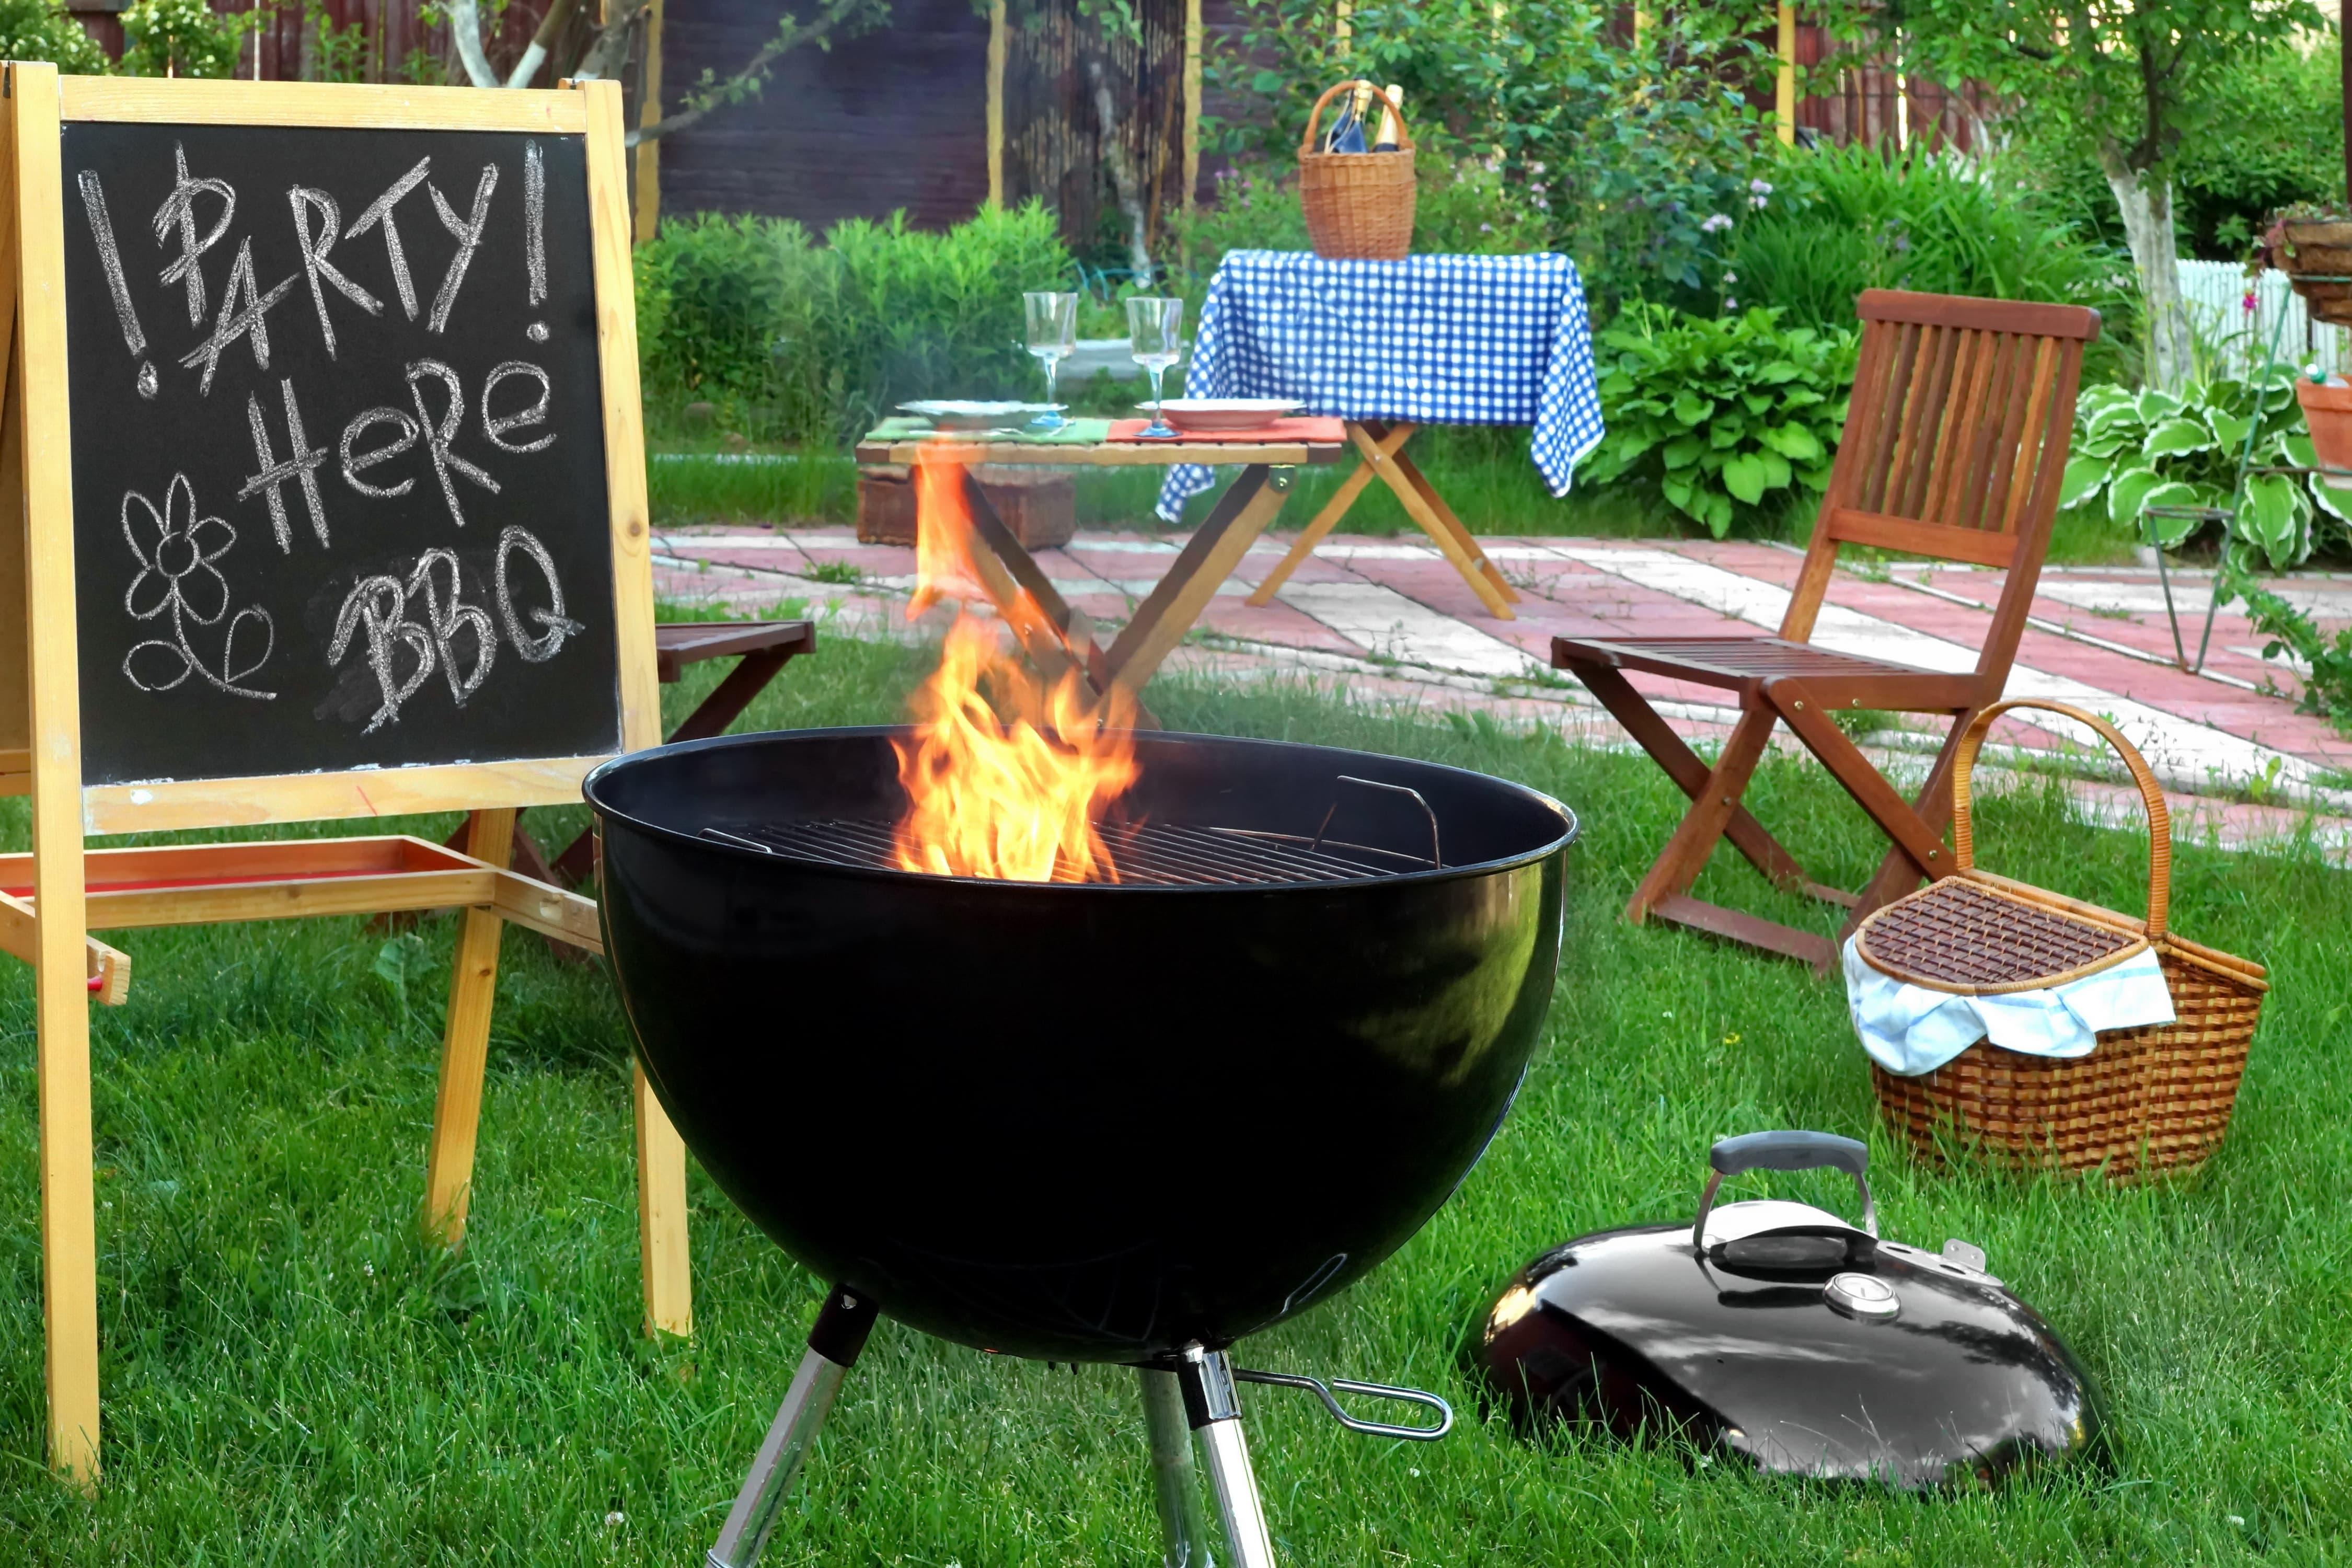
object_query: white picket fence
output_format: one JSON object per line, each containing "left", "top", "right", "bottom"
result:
{"left": 2178, "top": 258, "right": 2351, "bottom": 379}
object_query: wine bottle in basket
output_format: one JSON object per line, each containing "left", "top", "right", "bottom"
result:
{"left": 1373, "top": 84, "right": 1404, "bottom": 152}
{"left": 1328, "top": 80, "right": 1371, "bottom": 153}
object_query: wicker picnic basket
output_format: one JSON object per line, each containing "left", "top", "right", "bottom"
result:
{"left": 1298, "top": 80, "right": 1414, "bottom": 261}
{"left": 1857, "top": 699, "right": 2268, "bottom": 1182}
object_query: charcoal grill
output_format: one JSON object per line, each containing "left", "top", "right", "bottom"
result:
{"left": 583, "top": 725, "right": 1578, "bottom": 1568}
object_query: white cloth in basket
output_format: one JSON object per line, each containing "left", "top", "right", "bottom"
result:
{"left": 1843, "top": 936, "right": 2176, "bottom": 1077}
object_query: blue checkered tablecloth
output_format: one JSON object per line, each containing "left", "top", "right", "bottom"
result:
{"left": 1155, "top": 250, "right": 1604, "bottom": 520}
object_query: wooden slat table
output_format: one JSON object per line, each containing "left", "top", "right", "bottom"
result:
{"left": 384, "top": 620, "right": 818, "bottom": 913}
{"left": 852, "top": 432, "right": 1348, "bottom": 714}
{"left": 543, "top": 619, "right": 817, "bottom": 884}
{"left": 1246, "top": 420, "right": 1523, "bottom": 619}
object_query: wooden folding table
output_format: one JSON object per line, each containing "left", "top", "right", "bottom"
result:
{"left": 852, "top": 429, "right": 1348, "bottom": 710}
{"left": 1245, "top": 419, "right": 1524, "bottom": 619}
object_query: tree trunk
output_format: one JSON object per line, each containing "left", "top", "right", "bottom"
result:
{"left": 2101, "top": 155, "right": 2190, "bottom": 389}
{"left": 1087, "top": 57, "right": 1153, "bottom": 287}
{"left": 446, "top": 0, "right": 503, "bottom": 88}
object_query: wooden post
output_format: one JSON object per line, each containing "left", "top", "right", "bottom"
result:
{"left": 421, "top": 808, "right": 517, "bottom": 1246}
{"left": 1775, "top": 3, "right": 1796, "bottom": 147}
{"left": 10, "top": 61, "right": 101, "bottom": 1489}
{"left": 1181, "top": 0, "right": 1202, "bottom": 225}
{"left": 632, "top": 0, "right": 663, "bottom": 241}
{"left": 578, "top": 74, "right": 691, "bottom": 1334}
{"left": 986, "top": 0, "right": 1007, "bottom": 208}
{"left": 635, "top": 1064, "right": 691, "bottom": 1335}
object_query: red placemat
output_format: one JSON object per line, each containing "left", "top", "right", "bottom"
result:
{"left": 1105, "top": 416, "right": 1347, "bottom": 444}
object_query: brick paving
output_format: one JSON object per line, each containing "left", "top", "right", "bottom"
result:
{"left": 649, "top": 523, "right": 2352, "bottom": 861}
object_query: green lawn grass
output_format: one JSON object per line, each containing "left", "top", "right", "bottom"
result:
{"left": 3, "top": 636, "right": 2345, "bottom": 1562}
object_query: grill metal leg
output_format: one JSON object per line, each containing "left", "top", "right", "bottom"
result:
{"left": 1139, "top": 1367, "right": 1217, "bottom": 1568}
{"left": 1177, "top": 1345, "right": 1276, "bottom": 1568}
{"left": 707, "top": 1284, "right": 880, "bottom": 1568}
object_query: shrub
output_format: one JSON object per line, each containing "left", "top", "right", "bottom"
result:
{"left": 814, "top": 203, "right": 1073, "bottom": 439}
{"left": 1723, "top": 144, "right": 2136, "bottom": 376}
{"left": 0, "top": 0, "right": 107, "bottom": 73}
{"left": 1577, "top": 304, "right": 1855, "bottom": 538}
{"left": 2057, "top": 372, "right": 2342, "bottom": 568}
{"left": 634, "top": 201, "right": 1074, "bottom": 448}
{"left": 634, "top": 213, "right": 813, "bottom": 413}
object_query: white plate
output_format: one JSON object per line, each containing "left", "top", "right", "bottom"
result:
{"left": 1140, "top": 398, "right": 1306, "bottom": 432}
{"left": 901, "top": 400, "right": 1065, "bottom": 429}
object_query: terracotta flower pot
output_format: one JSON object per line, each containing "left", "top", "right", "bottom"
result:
{"left": 2294, "top": 375, "right": 2352, "bottom": 482}
{"left": 2275, "top": 220, "right": 2352, "bottom": 325}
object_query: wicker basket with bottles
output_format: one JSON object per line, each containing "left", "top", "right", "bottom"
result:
{"left": 1857, "top": 700, "right": 2268, "bottom": 1182}
{"left": 1297, "top": 80, "right": 1414, "bottom": 261}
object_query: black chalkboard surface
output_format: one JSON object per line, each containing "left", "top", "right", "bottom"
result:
{"left": 62, "top": 121, "right": 621, "bottom": 787}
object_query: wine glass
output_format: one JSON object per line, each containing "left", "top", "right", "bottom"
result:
{"left": 1023, "top": 291, "right": 1078, "bottom": 430}
{"left": 1126, "top": 296, "right": 1184, "bottom": 439}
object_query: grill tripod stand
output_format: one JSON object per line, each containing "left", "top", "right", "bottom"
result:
{"left": 704, "top": 1284, "right": 1454, "bottom": 1568}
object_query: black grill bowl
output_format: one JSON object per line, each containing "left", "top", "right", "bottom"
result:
{"left": 585, "top": 727, "right": 1577, "bottom": 1362}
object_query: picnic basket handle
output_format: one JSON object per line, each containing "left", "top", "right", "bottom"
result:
{"left": 1952, "top": 698, "right": 2170, "bottom": 941}
{"left": 1299, "top": 80, "right": 1412, "bottom": 156}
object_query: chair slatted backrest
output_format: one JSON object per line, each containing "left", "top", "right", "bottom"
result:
{"left": 1780, "top": 291, "right": 2100, "bottom": 677}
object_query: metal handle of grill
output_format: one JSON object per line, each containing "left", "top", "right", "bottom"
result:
{"left": 1230, "top": 1367, "right": 1454, "bottom": 1441}
{"left": 1311, "top": 776, "right": 1441, "bottom": 868}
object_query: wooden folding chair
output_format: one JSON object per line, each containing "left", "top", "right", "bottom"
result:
{"left": 1552, "top": 290, "right": 2099, "bottom": 968}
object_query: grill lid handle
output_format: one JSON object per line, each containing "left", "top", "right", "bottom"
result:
{"left": 1694, "top": 1131, "right": 1875, "bottom": 1251}
{"left": 1230, "top": 1367, "right": 1454, "bottom": 1442}
{"left": 1312, "top": 776, "right": 1442, "bottom": 868}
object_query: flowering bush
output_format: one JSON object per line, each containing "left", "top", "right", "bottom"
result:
{"left": 0, "top": 0, "right": 106, "bottom": 73}
{"left": 121, "top": 0, "right": 255, "bottom": 78}
{"left": 1579, "top": 304, "right": 1856, "bottom": 537}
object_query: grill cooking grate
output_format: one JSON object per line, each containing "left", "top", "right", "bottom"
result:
{"left": 699, "top": 817, "right": 1428, "bottom": 886}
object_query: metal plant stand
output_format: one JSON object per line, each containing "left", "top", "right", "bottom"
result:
{"left": 704, "top": 1285, "right": 1454, "bottom": 1568}
{"left": 2141, "top": 270, "right": 2352, "bottom": 673}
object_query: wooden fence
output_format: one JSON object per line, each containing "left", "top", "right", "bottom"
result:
{"left": 2180, "top": 259, "right": 2352, "bottom": 380}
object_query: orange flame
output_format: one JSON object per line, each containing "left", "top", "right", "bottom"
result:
{"left": 892, "top": 455, "right": 1139, "bottom": 882}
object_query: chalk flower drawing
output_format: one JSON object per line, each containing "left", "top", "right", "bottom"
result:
{"left": 121, "top": 473, "right": 275, "bottom": 699}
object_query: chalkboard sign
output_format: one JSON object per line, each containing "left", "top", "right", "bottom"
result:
{"left": 59, "top": 118, "right": 624, "bottom": 787}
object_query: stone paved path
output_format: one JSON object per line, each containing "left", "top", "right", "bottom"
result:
{"left": 649, "top": 524, "right": 2352, "bottom": 859}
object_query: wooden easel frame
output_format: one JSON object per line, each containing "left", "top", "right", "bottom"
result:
{"left": 0, "top": 68, "right": 688, "bottom": 1485}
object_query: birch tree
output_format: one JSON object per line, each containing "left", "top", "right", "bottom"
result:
{"left": 1859, "top": 1, "right": 2328, "bottom": 388}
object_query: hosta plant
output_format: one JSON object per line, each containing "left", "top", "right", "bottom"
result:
{"left": 1580, "top": 304, "right": 1857, "bottom": 537}
{"left": 2059, "top": 369, "right": 2345, "bottom": 569}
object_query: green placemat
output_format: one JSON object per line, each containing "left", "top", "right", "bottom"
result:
{"left": 863, "top": 417, "right": 1112, "bottom": 445}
